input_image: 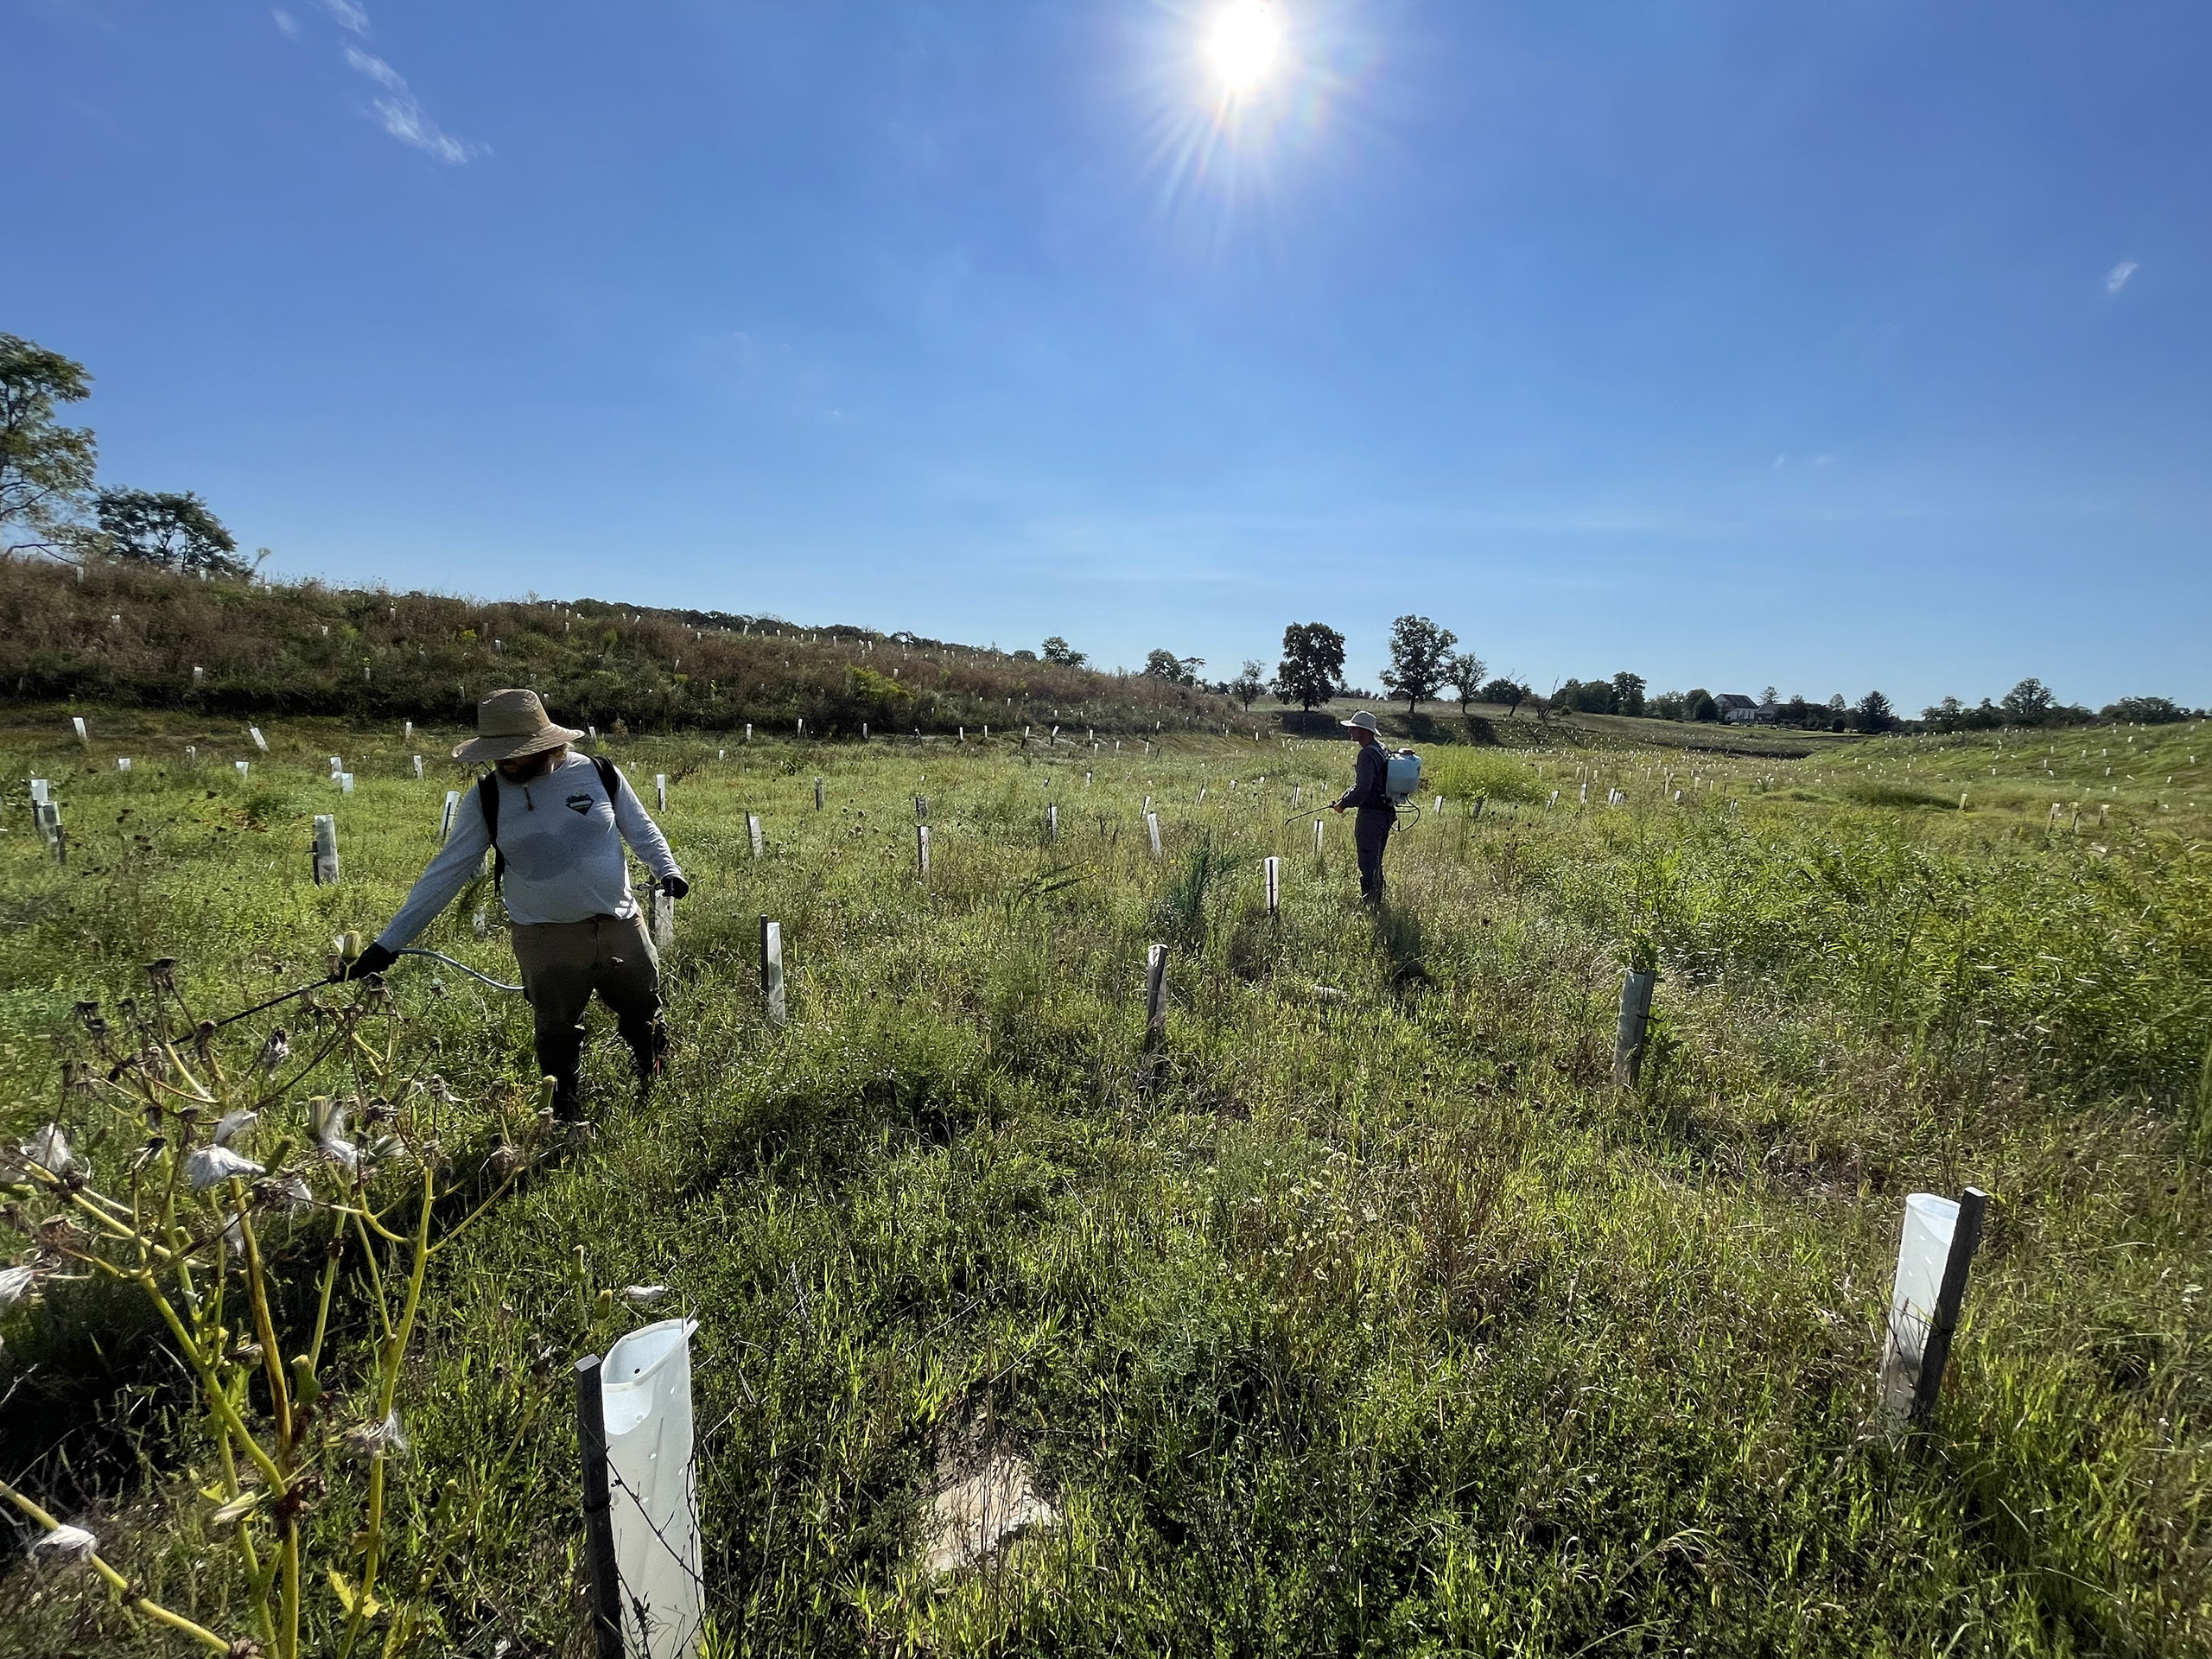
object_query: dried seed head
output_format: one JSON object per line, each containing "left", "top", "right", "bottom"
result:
{"left": 259, "top": 1030, "right": 289, "bottom": 1074}
{"left": 185, "top": 1145, "right": 263, "bottom": 1191}
{"left": 620, "top": 1284, "right": 671, "bottom": 1306}
{"left": 340, "top": 1409, "right": 408, "bottom": 1460}
{"left": 29, "top": 1524, "right": 98, "bottom": 1567}
{"left": 144, "top": 958, "right": 177, "bottom": 990}
{"left": 253, "top": 1170, "right": 314, "bottom": 1211}
{"left": 213, "top": 1109, "right": 257, "bottom": 1147}
{"left": 35, "top": 1214, "right": 85, "bottom": 1255}
{"left": 0, "top": 1262, "right": 42, "bottom": 1310}
{"left": 23, "top": 1126, "right": 78, "bottom": 1178}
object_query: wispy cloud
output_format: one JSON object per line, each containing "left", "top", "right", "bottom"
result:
{"left": 271, "top": 10, "right": 299, "bottom": 39}
{"left": 322, "top": 0, "right": 369, "bottom": 33}
{"left": 2106, "top": 259, "right": 2139, "bottom": 296}
{"left": 342, "top": 46, "right": 477, "bottom": 162}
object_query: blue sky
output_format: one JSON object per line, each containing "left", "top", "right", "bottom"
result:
{"left": 10, "top": 2, "right": 2209, "bottom": 710}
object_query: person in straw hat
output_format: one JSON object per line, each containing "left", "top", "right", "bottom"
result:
{"left": 1330, "top": 709, "right": 1395, "bottom": 905}
{"left": 344, "top": 690, "right": 688, "bottom": 1122}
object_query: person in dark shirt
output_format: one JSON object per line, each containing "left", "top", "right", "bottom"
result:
{"left": 1331, "top": 710, "right": 1395, "bottom": 905}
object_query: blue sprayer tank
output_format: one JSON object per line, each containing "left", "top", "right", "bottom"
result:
{"left": 1385, "top": 750, "right": 1422, "bottom": 804}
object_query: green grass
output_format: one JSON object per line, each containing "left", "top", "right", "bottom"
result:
{"left": 3, "top": 709, "right": 2209, "bottom": 1656}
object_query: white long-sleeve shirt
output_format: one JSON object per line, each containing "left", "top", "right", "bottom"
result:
{"left": 377, "top": 753, "right": 682, "bottom": 948}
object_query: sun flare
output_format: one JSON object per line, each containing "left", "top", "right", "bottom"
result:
{"left": 1207, "top": 1, "right": 1281, "bottom": 93}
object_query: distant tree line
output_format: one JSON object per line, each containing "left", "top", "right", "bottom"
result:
{"left": 1920, "top": 678, "right": 2198, "bottom": 730}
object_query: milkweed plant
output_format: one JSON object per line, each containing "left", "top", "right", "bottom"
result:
{"left": 0, "top": 941, "right": 558, "bottom": 1659}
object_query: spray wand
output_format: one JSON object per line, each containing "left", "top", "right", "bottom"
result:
{"left": 207, "top": 948, "right": 522, "bottom": 1030}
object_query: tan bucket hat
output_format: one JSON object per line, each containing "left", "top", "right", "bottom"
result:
{"left": 453, "top": 689, "right": 586, "bottom": 766}
{"left": 1339, "top": 710, "right": 1382, "bottom": 734}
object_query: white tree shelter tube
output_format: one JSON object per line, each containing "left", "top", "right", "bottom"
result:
{"left": 589, "top": 1319, "right": 703, "bottom": 1659}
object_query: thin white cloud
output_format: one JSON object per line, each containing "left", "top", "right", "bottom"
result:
{"left": 272, "top": 9, "right": 299, "bottom": 39}
{"left": 342, "top": 43, "right": 479, "bottom": 163}
{"left": 2106, "top": 259, "right": 2139, "bottom": 295}
{"left": 344, "top": 44, "right": 404, "bottom": 90}
{"left": 322, "top": 0, "right": 369, "bottom": 33}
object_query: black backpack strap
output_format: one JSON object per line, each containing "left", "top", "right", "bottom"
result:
{"left": 477, "top": 772, "right": 505, "bottom": 892}
{"left": 594, "top": 756, "right": 622, "bottom": 807}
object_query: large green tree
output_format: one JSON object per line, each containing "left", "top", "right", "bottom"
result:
{"left": 1142, "top": 648, "right": 1201, "bottom": 685}
{"left": 1230, "top": 659, "right": 1267, "bottom": 709}
{"left": 92, "top": 488, "right": 247, "bottom": 576}
{"left": 1444, "top": 651, "right": 1489, "bottom": 712}
{"left": 2001, "top": 677, "right": 2056, "bottom": 724}
{"left": 1274, "top": 622, "right": 1346, "bottom": 713}
{"left": 0, "top": 334, "right": 98, "bottom": 558}
{"left": 1854, "top": 690, "right": 1896, "bottom": 732}
{"left": 1040, "top": 636, "right": 1087, "bottom": 667}
{"left": 1381, "top": 614, "right": 1457, "bottom": 713}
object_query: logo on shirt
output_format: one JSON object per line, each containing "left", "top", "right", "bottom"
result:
{"left": 565, "top": 792, "right": 594, "bottom": 815}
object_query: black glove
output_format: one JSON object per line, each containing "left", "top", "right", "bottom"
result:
{"left": 342, "top": 942, "right": 399, "bottom": 981}
{"left": 660, "top": 874, "right": 690, "bottom": 900}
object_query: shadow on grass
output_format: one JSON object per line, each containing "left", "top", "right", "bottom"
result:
{"left": 1375, "top": 902, "right": 1429, "bottom": 995}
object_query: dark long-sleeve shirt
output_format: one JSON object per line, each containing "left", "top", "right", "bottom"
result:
{"left": 1335, "top": 741, "right": 1391, "bottom": 811}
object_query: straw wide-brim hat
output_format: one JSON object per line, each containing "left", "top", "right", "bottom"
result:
{"left": 1340, "top": 710, "right": 1382, "bottom": 734}
{"left": 453, "top": 690, "right": 586, "bottom": 766}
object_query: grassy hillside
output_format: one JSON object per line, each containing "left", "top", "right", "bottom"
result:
{"left": 3, "top": 709, "right": 2207, "bottom": 1656}
{"left": 0, "top": 554, "right": 1237, "bottom": 736}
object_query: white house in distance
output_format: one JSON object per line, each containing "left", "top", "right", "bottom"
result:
{"left": 1715, "top": 694, "right": 1772, "bottom": 724}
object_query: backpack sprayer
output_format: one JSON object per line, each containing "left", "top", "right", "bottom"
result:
{"left": 1384, "top": 749, "right": 1423, "bottom": 805}
{"left": 1278, "top": 749, "right": 1426, "bottom": 829}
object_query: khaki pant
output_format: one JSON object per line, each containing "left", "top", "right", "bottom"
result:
{"left": 510, "top": 912, "right": 664, "bottom": 1118}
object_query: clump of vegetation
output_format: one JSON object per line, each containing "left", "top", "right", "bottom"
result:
{"left": 0, "top": 553, "right": 1238, "bottom": 735}
{"left": 2, "top": 950, "right": 562, "bottom": 1656}
{"left": 1425, "top": 747, "right": 1547, "bottom": 804}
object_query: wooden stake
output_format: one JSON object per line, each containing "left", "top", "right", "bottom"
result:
{"left": 1912, "top": 1188, "right": 1986, "bottom": 1427}
{"left": 1144, "top": 943, "right": 1167, "bottom": 1050}
{"left": 572, "top": 1357, "right": 625, "bottom": 1659}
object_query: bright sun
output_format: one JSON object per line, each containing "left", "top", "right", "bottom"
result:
{"left": 1207, "top": 1, "right": 1281, "bottom": 93}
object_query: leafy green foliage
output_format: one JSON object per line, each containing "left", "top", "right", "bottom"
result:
{"left": 1380, "top": 614, "right": 1457, "bottom": 713}
{"left": 0, "top": 334, "right": 98, "bottom": 559}
{"left": 92, "top": 488, "right": 246, "bottom": 576}
{"left": 1273, "top": 622, "right": 1345, "bottom": 712}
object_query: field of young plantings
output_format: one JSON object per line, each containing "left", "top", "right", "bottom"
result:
{"left": 3, "top": 707, "right": 2208, "bottom": 1657}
